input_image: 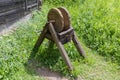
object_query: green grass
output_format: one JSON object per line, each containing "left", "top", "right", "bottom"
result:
{"left": 45, "top": 0, "right": 120, "bottom": 64}
{"left": 0, "top": 0, "right": 120, "bottom": 80}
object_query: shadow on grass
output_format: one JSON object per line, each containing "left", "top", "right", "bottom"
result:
{"left": 24, "top": 41, "right": 62, "bottom": 78}
{"left": 24, "top": 41, "right": 81, "bottom": 79}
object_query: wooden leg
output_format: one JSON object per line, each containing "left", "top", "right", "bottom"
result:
{"left": 33, "top": 25, "right": 48, "bottom": 51}
{"left": 48, "top": 23, "right": 73, "bottom": 70}
{"left": 72, "top": 33, "right": 86, "bottom": 58}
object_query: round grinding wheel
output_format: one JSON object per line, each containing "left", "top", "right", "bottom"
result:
{"left": 58, "top": 7, "right": 71, "bottom": 30}
{"left": 47, "top": 8, "right": 64, "bottom": 32}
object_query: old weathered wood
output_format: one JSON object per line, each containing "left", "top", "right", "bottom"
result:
{"left": 0, "top": 8, "right": 24, "bottom": 17}
{"left": 72, "top": 32, "right": 86, "bottom": 58}
{"left": 33, "top": 23, "right": 48, "bottom": 51}
{"left": 25, "top": 0, "right": 28, "bottom": 11}
{"left": 48, "top": 23, "right": 73, "bottom": 70}
{"left": 58, "top": 27, "right": 73, "bottom": 38}
{"left": 33, "top": 7, "right": 86, "bottom": 71}
{"left": 47, "top": 8, "right": 64, "bottom": 32}
{"left": 57, "top": 27, "right": 74, "bottom": 44}
{"left": 0, "top": 0, "right": 41, "bottom": 16}
{"left": 0, "top": 0, "right": 14, "bottom": 7}
{"left": 58, "top": 7, "right": 71, "bottom": 31}
{"left": 0, "top": 0, "right": 42, "bottom": 26}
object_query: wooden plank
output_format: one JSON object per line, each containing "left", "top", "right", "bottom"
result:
{"left": 58, "top": 27, "right": 73, "bottom": 39}
{"left": 0, "top": 3, "right": 23, "bottom": 13}
{"left": 0, "top": 8, "right": 24, "bottom": 17}
{"left": 72, "top": 32, "right": 86, "bottom": 58}
{"left": 0, "top": 2, "right": 24, "bottom": 16}
{"left": 0, "top": 0, "right": 40, "bottom": 14}
{"left": 0, "top": 0, "right": 13, "bottom": 7}
{"left": 0, "top": 16, "right": 5, "bottom": 24}
{"left": 48, "top": 23, "right": 73, "bottom": 70}
{"left": 25, "top": 0, "right": 28, "bottom": 11}
{"left": 33, "top": 24, "right": 48, "bottom": 51}
{"left": 57, "top": 27, "right": 73, "bottom": 44}
{"left": 27, "top": 3, "right": 38, "bottom": 9}
{"left": 0, "top": 0, "right": 41, "bottom": 28}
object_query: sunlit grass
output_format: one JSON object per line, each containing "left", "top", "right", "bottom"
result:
{"left": 0, "top": 0, "right": 120, "bottom": 80}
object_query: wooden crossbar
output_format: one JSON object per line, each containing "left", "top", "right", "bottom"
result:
{"left": 33, "top": 22, "right": 86, "bottom": 70}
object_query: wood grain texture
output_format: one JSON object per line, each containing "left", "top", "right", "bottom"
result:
{"left": 48, "top": 23, "right": 73, "bottom": 70}
{"left": 47, "top": 8, "right": 64, "bottom": 32}
{"left": 72, "top": 32, "right": 86, "bottom": 58}
{"left": 58, "top": 7, "right": 71, "bottom": 31}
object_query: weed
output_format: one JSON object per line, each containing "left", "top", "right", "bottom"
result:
{"left": 0, "top": 0, "right": 120, "bottom": 80}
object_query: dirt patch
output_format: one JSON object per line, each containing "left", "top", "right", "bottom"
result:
{"left": 36, "top": 68, "right": 68, "bottom": 80}
{"left": 27, "top": 59, "right": 69, "bottom": 80}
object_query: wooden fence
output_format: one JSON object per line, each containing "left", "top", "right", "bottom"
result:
{"left": 0, "top": 0, "right": 41, "bottom": 24}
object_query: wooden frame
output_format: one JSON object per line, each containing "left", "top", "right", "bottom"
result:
{"left": 33, "top": 22, "right": 86, "bottom": 71}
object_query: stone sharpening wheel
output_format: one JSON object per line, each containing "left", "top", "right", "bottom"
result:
{"left": 47, "top": 7, "right": 71, "bottom": 32}
{"left": 33, "top": 7, "right": 86, "bottom": 71}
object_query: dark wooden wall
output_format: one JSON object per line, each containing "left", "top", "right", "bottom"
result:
{"left": 0, "top": 0, "right": 41, "bottom": 24}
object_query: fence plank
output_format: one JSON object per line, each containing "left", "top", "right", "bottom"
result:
{"left": 0, "top": 0, "right": 41, "bottom": 24}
